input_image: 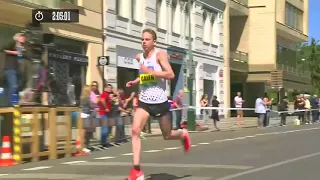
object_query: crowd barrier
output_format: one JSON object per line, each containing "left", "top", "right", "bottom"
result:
{"left": 0, "top": 106, "right": 83, "bottom": 165}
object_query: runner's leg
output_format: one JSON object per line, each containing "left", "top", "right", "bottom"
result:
{"left": 132, "top": 108, "right": 149, "bottom": 167}
{"left": 159, "top": 112, "right": 191, "bottom": 152}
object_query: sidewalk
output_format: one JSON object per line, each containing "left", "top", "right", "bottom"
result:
{"left": 144, "top": 116, "right": 297, "bottom": 137}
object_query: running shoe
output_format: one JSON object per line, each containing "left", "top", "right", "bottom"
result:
{"left": 181, "top": 129, "right": 191, "bottom": 152}
{"left": 126, "top": 168, "right": 144, "bottom": 180}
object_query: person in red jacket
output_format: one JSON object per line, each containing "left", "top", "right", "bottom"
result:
{"left": 99, "top": 84, "right": 112, "bottom": 146}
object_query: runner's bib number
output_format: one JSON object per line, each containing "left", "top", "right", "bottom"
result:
{"left": 140, "top": 74, "right": 156, "bottom": 85}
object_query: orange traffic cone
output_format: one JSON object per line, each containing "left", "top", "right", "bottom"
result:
{"left": 74, "top": 135, "right": 87, "bottom": 157}
{"left": 0, "top": 136, "right": 16, "bottom": 166}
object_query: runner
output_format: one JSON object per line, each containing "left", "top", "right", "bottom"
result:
{"left": 125, "top": 29, "right": 191, "bottom": 180}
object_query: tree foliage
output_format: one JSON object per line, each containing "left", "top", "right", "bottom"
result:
{"left": 300, "top": 38, "right": 320, "bottom": 93}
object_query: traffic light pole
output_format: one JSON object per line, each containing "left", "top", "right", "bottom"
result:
{"left": 186, "top": 0, "right": 196, "bottom": 131}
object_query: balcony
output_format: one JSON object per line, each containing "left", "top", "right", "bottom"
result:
{"left": 229, "top": 0, "right": 248, "bottom": 16}
{"left": 230, "top": 50, "right": 249, "bottom": 72}
{"left": 276, "top": 22, "right": 308, "bottom": 42}
{"left": 277, "top": 64, "right": 311, "bottom": 85}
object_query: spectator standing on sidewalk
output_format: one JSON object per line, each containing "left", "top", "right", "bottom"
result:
{"left": 99, "top": 84, "right": 112, "bottom": 147}
{"left": 80, "top": 85, "right": 97, "bottom": 153}
{"left": 263, "top": 94, "right": 273, "bottom": 127}
{"left": 255, "top": 95, "right": 267, "bottom": 128}
{"left": 311, "top": 95, "right": 319, "bottom": 123}
{"left": 173, "top": 90, "right": 183, "bottom": 129}
{"left": 200, "top": 94, "right": 209, "bottom": 121}
{"left": 304, "top": 96, "right": 311, "bottom": 124}
{"left": 234, "top": 92, "right": 245, "bottom": 126}
{"left": 211, "top": 95, "right": 220, "bottom": 131}
{"left": 278, "top": 96, "right": 288, "bottom": 126}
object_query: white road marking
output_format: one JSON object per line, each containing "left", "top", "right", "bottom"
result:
{"left": 94, "top": 156, "right": 116, "bottom": 160}
{"left": 198, "top": 142, "right": 210, "bottom": 145}
{"left": 191, "top": 144, "right": 198, "bottom": 147}
{"left": 61, "top": 161, "right": 87, "bottom": 165}
{"left": 216, "top": 151, "right": 320, "bottom": 180}
{"left": 121, "top": 153, "right": 133, "bottom": 156}
{"left": 0, "top": 174, "right": 9, "bottom": 177}
{"left": 144, "top": 150, "right": 162, "bottom": 153}
{"left": 164, "top": 147, "right": 181, "bottom": 150}
{"left": 22, "top": 166, "right": 52, "bottom": 171}
{"left": 72, "top": 162, "right": 253, "bottom": 170}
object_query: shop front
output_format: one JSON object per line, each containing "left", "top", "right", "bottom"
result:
{"left": 166, "top": 46, "right": 186, "bottom": 99}
{"left": 196, "top": 62, "right": 223, "bottom": 116}
{"left": 116, "top": 46, "right": 141, "bottom": 96}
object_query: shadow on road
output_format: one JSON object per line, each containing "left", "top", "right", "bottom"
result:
{"left": 146, "top": 173, "right": 191, "bottom": 180}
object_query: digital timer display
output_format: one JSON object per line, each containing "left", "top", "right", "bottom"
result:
{"left": 32, "top": 9, "right": 79, "bottom": 23}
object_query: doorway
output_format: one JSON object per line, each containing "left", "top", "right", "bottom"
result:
{"left": 170, "top": 63, "right": 182, "bottom": 97}
{"left": 203, "top": 79, "right": 214, "bottom": 103}
{"left": 117, "top": 67, "right": 139, "bottom": 97}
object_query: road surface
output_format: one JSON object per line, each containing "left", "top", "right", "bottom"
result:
{"left": 0, "top": 124, "right": 320, "bottom": 180}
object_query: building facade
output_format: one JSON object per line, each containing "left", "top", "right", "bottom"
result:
{"left": 225, "top": 0, "right": 309, "bottom": 112}
{"left": 104, "top": 0, "right": 226, "bottom": 115}
{"left": 0, "top": 0, "right": 103, "bottom": 93}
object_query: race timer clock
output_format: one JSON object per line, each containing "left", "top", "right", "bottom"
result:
{"left": 32, "top": 9, "right": 79, "bottom": 23}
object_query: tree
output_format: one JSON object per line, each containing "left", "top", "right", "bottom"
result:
{"left": 308, "top": 38, "right": 320, "bottom": 93}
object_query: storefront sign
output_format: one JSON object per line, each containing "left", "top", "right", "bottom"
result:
{"left": 168, "top": 53, "right": 184, "bottom": 60}
{"left": 117, "top": 56, "right": 139, "bottom": 69}
{"left": 219, "top": 69, "right": 223, "bottom": 77}
{"left": 116, "top": 46, "right": 142, "bottom": 69}
{"left": 48, "top": 49, "right": 88, "bottom": 64}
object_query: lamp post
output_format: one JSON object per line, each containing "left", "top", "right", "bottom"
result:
{"left": 186, "top": 0, "right": 196, "bottom": 131}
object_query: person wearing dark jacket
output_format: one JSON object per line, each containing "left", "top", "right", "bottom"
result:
{"left": 278, "top": 96, "right": 289, "bottom": 126}
{"left": 211, "top": 96, "right": 220, "bottom": 131}
{"left": 310, "top": 95, "right": 319, "bottom": 123}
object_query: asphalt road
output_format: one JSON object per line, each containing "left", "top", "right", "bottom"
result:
{"left": 0, "top": 124, "right": 320, "bottom": 180}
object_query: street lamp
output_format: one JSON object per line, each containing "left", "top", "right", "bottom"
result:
{"left": 186, "top": 0, "right": 196, "bottom": 131}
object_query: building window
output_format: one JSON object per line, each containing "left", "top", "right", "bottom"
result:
{"left": 116, "top": 0, "right": 130, "bottom": 19}
{"left": 185, "top": 4, "right": 190, "bottom": 37}
{"left": 285, "top": 2, "right": 303, "bottom": 31}
{"left": 202, "top": 11, "right": 211, "bottom": 43}
{"left": 171, "top": 0, "right": 180, "bottom": 34}
{"left": 276, "top": 45, "right": 297, "bottom": 67}
{"left": 156, "top": 0, "right": 166, "bottom": 29}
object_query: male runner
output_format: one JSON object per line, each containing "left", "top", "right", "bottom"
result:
{"left": 125, "top": 29, "right": 191, "bottom": 180}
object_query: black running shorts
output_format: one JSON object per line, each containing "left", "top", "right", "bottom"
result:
{"left": 138, "top": 100, "right": 169, "bottom": 117}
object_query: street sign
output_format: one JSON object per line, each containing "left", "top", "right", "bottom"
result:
{"left": 97, "top": 56, "right": 109, "bottom": 66}
{"left": 270, "top": 71, "right": 283, "bottom": 88}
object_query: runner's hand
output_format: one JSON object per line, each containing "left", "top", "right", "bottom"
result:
{"left": 126, "top": 81, "right": 134, "bottom": 87}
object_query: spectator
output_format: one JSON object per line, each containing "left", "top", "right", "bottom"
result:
{"left": 99, "top": 84, "right": 112, "bottom": 147}
{"left": 211, "top": 95, "right": 220, "bottom": 131}
{"left": 80, "top": 85, "right": 97, "bottom": 153}
{"left": 173, "top": 90, "right": 183, "bottom": 129}
{"left": 255, "top": 95, "right": 267, "bottom": 128}
{"left": 200, "top": 94, "right": 209, "bottom": 120}
{"left": 311, "top": 95, "right": 319, "bottom": 122}
{"left": 278, "top": 96, "right": 289, "bottom": 126}
{"left": 234, "top": 92, "right": 245, "bottom": 126}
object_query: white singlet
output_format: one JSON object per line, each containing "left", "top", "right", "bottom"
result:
{"left": 139, "top": 49, "right": 168, "bottom": 104}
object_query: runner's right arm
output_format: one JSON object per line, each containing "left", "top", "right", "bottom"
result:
{"left": 131, "top": 54, "right": 141, "bottom": 85}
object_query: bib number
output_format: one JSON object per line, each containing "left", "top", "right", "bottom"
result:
{"left": 140, "top": 74, "right": 156, "bottom": 85}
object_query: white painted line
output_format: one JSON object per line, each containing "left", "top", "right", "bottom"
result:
{"left": 198, "top": 142, "right": 210, "bottom": 145}
{"left": 22, "top": 166, "right": 52, "bottom": 171}
{"left": 94, "top": 156, "right": 116, "bottom": 160}
{"left": 216, "top": 151, "right": 320, "bottom": 180}
{"left": 244, "top": 135, "right": 255, "bottom": 138}
{"left": 0, "top": 174, "right": 9, "bottom": 177}
{"left": 144, "top": 150, "right": 162, "bottom": 153}
{"left": 164, "top": 147, "right": 181, "bottom": 150}
{"left": 73, "top": 162, "right": 253, "bottom": 170}
{"left": 121, "top": 153, "right": 133, "bottom": 156}
{"left": 191, "top": 144, "right": 198, "bottom": 147}
{"left": 61, "top": 161, "right": 87, "bottom": 165}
